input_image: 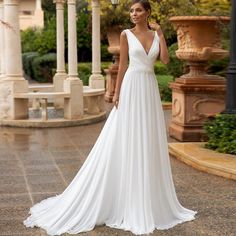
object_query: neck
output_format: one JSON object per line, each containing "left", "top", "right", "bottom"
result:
{"left": 134, "top": 22, "right": 149, "bottom": 32}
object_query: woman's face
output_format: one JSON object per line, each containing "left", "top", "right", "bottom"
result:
{"left": 130, "top": 3, "right": 149, "bottom": 24}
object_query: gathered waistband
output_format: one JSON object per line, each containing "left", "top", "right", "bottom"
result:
{"left": 127, "top": 66, "right": 154, "bottom": 74}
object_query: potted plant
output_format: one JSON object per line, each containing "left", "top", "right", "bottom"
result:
{"left": 100, "top": 0, "right": 130, "bottom": 52}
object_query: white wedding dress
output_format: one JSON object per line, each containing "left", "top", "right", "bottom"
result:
{"left": 24, "top": 29, "right": 197, "bottom": 235}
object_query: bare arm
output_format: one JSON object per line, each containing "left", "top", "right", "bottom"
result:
{"left": 112, "top": 31, "right": 129, "bottom": 108}
{"left": 149, "top": 23, "right": 169, "bottom": 64}
{"left": 157, "top": 31, "right": 169, "bottom": 64}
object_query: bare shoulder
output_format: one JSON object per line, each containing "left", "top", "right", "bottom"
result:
{"left": 120, "top": 30, "right": 128, "bottom": 44}
{"left": 120, "top": 30, "right": 127, "bottom": 38}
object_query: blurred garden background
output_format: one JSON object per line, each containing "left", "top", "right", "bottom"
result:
{"left": 21, "top": 0, "right": 231, "bottom": 103}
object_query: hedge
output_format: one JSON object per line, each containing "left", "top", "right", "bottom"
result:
{"left": 156, "top": 75, "right": 174, "bottom": 102}
{"left": 22, "top": 52, "right": 40, "bottom": 79}
{"left": 31, "top": 53, "right": 57, "bottom": 83}
{"left": 204, "top": 114, "right": 236, "bottom": 155}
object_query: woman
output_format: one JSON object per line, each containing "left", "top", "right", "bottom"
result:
{"left": 24, "top": 0, "right": 197, "bottom": 235}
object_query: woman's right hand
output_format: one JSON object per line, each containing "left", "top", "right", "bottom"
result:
{"left": 112, "top": 94, "right": 119, "bottom": 109}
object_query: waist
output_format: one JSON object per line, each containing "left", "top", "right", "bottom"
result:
{"left": 127, "top": 65, "right": 154, "bottom": 74}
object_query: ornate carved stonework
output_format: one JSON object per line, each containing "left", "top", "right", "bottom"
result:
{"left": 0, "top": 84, "right": 11, "bottom": 119}
{"left": 169, "top": 79, "right": 226, "bottom": 141}
{"left": 170, "top": 83, "right": 226, "bottom": 93}
{"left": 172, "top": 98, "right": 182, "bottom": 118}
{"left": 176, "top": 25, "right": 191, "bottom": 49}
{"left": 188, "top": 97, "right": 225, "bottom": 122}
{"left": 170, "top": 16, "right": 230, "bottom": 80}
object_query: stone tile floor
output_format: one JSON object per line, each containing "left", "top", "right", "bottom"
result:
{"left": 0, "top": 105, "right": 235, "bottom": 236}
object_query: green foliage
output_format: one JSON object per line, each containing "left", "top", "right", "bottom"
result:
{"left": 76, "top": 62, "right": 111, "bottom": 86}
{"left": 147, "top": 0, "right": 230, "bottom": 43}
{"left": 42, "top": 0, "right": 55, "bottom": 21}
{"left": 21, "top": 16, "right": 56, "bottom": 55}
{"left": 100, "top": 0, "right": 131, "bottom": 36}
{"left": 154, "top": 61, "right": 169, "bottom": 75}
{"left": 101, "top": 62, "right": 112, "bottom": 72}
{"left": 75, "top": 1, "right": 92, "bottom": 61}
{"left": 21, "top": 28, "right": 41, "bottom": 53}
{"left": 77, "top": 63, "right": 92, "bottom": 86}
{"left": 101, "top": 43, "right": 112, "bottom": 62}
{"left": 207, "top": 38, "right": 230, "bottom": 76}
{"left": 204, "top": 114, "right": 236, "bottom": 155}
{"left": 193, "top": 0, "right": 231, "bottom": 16}
{"left": 99, "top": 0, "right": 200, "bottom": 42}
{"left": 166, "top": 43, "right": 185, "bottom": 78}
{"left": 156, "top": 75, "right": 174, "bottom": 102}
{"left": 35, "top": 16, "right": 56, "bottom": 54}
{"left": 22, "top": 52, "right": 40, "bottom": 79}
{"left": 21, "top": 0, "right": 91, "bottom": 61}
{"left": 31, "top": 53, "right": 56, "bottom": 83}
{"left": 148, "top": 0, "right": 198, "bottom": 43}
{"left": 207, "top": 57, "right": 229, "bottom": 76}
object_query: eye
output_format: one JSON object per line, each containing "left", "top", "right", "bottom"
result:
{"left": 136, "top": 7, "right": 144, "bottom": 12}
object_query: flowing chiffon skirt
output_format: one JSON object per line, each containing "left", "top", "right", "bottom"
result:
{"left": 23, "top": 68, "right": 197, "bottom": 235}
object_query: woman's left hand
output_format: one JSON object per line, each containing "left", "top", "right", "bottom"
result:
{"left": 149, "top": 22, "right": 163, "bottom": 36}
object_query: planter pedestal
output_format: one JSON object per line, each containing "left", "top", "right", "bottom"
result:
{"left": 169, "top": 79, "right": 226, "bottom": 141}
{"left": 105, "top": 54, "right": 119, "bottom": 102}
{"left": 105, "top": 27, "right": 121, "bottom": 103}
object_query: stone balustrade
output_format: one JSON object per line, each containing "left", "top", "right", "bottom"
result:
{"left": 13, "top": 88, "right": 105, "bottom": 121}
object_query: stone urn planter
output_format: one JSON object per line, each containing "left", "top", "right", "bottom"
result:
{"left": 171, "top": 16, "right": 230, "bottom": 83}
{"left": 105, "top": 26, "right": 122, "bottom": 102}
{"left": 169, "top": 16, "right": 230, "bottom": 141}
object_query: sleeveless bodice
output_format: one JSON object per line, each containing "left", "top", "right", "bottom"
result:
{"left": 124, "top": 29, "right": 160, "bottom": 73}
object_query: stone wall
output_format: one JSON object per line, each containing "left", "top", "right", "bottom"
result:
{"left": 19, "top": 0, "right": 44, "bottom": 30}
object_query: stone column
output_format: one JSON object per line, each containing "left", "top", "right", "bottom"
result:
{"left": 0, "top": 0, "right": 28, "bottom": 119}
{"left": 4, "top": 0, "right": 23, "bottom": 80}
{"left": 36, "top": 0, "right": 42, "bottom": 10}
{"left": 34, "top": 0, "right": 44, "bottom": 28}
{"left": 53, "top": 0, "right": 67, "bottom": 108}
{"left": 0, "top": 0, "right": 4, "bottom": 78}
{"left": 64, "top": 0, "right": 83, "bottom": 119}
{"left": 89, "top": 0, "right": 104, "bottom": 89}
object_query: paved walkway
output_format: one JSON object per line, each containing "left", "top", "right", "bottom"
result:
{"left": 0, "top": 105, "right": 235, "bottom": 236}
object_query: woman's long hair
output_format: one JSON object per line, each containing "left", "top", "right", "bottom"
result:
{"left": 130, "top": 0, "right": 152, "bottom": 29}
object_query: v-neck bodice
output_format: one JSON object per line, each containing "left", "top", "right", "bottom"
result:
{"left": 128, "top": 29, "right": 155, "bottom": 56}
{"left": 124, "top": 29, "right": 160, "bottom": 73}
